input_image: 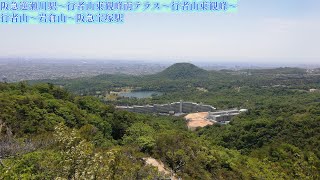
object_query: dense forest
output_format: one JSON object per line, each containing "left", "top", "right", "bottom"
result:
{"left": 1, "top": 63, "right": 320, "bottom": 179}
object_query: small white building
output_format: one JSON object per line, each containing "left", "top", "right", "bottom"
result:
{"left": 309, "top": 89, "right": 320, "bottom": 93}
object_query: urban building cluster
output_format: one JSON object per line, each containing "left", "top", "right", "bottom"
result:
{"left": 207, "top": 109, "right": 248, "bottom": 124}
{"left": 118, "top": 101, "right": 248, "bottom": 125}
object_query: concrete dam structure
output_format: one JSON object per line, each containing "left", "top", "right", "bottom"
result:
{"left": 117, "top": 101, "right": 216, "bottom": 114}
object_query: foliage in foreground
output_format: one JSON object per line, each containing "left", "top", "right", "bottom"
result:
{"left": 1, "top": 82, "right": 320, "bottom": 179}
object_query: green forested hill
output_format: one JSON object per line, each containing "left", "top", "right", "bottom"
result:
{"left": 29, "top": 63, "right": 222, "bottom": 95}
{"left": 155, "top": 62, "right": 209, "bottom": 79}
{"left": 1, "top": 82, "right": 320, "bottom": 179}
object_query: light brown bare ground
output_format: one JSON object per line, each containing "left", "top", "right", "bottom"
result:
{"left": 144, "top": 157, "right": 178, "bottom": 180}
{"left": 185, "top": 112, "right": 213, "bottom": 130}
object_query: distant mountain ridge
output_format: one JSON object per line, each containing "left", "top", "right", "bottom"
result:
{"left": 155, "top": 63, "right": 209, "bottom": 79}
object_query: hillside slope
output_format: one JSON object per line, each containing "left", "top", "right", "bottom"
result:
{"left": 2, "top": 82, "right": 319, "bottom": 179}
{"left": 156, "top": 63, "right": 209, "bottom": 79}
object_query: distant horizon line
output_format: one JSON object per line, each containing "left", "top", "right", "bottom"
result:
{"left": 0, "top": 57, "right": 319, "bottom": 67}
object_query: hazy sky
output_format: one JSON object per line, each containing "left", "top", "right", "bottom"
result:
{"left": 0, "top": 0, "right": 319, "bottom": 64}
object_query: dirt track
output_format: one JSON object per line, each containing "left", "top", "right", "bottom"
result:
{"left": 185, "top": 112, "right": 213, "bottom": 130}
{"left": 144, "top": 157, "right": 177, "bottom": 180}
